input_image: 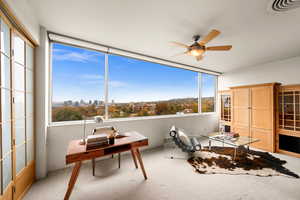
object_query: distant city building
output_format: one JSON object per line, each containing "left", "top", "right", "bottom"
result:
{"left": 74, "top": 101, "right": 79, "bottom": 106}
{"left": 63, "top": 100, "right": 73, "bottom": 106}
{"left": 93, "top": 100, "right": 98, "bottom": 105}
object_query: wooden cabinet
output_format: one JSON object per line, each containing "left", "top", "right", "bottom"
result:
{"left": 230, "top": 83, "right": 279, "bottom": 152}
{"left": 220, "top": 83, "right": 300, "bottom": 156}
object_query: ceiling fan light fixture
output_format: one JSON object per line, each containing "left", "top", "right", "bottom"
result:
{"left": 190, "top": 49, "right": 203, "bottom": 57}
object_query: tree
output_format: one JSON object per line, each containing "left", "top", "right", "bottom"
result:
{"left": 192, "top": 102, "right": 198, "bottom": 113}
{"left": 155, "top": 102, "right": 169, "bottom": 115}
{"left": 52, "top": 107, "right": 83, "bottom": 121}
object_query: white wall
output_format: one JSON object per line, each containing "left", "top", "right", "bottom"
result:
{"left": 35, "top": 26, "right": 49, "bottom": 179}
{"left": 47, "top": 114, "right": 218, "bottom": 172}
{"left": 5, "top": 0, "right": 40, "bottom": 44}
{"left": 219, "top": 56, "right": 300, "bottom": 90}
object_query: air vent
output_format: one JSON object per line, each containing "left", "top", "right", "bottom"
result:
{"left": 271, "top": 0, "right": 300, "bottom": 12}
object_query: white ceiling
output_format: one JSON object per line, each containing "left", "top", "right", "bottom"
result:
{"left": 29, "top": 0, "right": 300, "bottom": 73}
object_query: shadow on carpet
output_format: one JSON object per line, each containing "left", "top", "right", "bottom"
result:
{"left": 187, "top": 146, "right": 299, "bottom": 178}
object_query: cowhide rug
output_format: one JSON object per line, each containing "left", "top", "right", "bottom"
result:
{"left": 187, "top": 146, "right": 299, "bottom": 178}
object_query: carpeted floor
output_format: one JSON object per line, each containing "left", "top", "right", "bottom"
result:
{"left": 24, "top": 144, "right": 300, "bottom": 200}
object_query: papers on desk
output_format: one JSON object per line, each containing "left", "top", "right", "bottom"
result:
{"left": 86, "top": 134, "right": 109, "bottom": 150}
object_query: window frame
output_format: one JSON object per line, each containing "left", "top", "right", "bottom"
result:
{"left": 49, "top": 41, "right": 218, "bottom": 125}
{"left": 200, "top": 72, "right": 218, "bottom": 113}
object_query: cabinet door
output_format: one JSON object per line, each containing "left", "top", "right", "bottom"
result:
{"left": 232, "top": 88, "right": 250, "bottom": 136}
{"left": 251, "top": 86, "right": 273, "bottom": 130}
{"left": 251, "top": 128, "right": 273, "bottom": 151}
{"left": 232, "top": 126, "right": 249, "bottom": 137}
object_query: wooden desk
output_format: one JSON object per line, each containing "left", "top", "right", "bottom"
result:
{"left": 64, "top": 131, "right": 149, "bottom": 200}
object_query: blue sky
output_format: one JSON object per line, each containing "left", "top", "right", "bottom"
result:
{"left": 52, "top": 43, "right": 216, "bottom": 103}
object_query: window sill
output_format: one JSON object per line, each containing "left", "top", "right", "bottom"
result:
{"left": 48, "top": 112, "right": 217, "bottom": 127}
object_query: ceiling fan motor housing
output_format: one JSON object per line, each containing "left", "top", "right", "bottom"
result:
{"left": 190, "top": 42, "right": 205, "bottom": 50}
{"left": 193, "top": 35, "right": 201, "bottom": 42}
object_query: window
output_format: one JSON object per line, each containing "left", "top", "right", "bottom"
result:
{"left": 108, "top": 54, "right": 198, "bottom": 118}
{"left": 51, "top": 43, "right": 105, "bottom": 122}
{"left": 201, "top": 73, "right": 216, "bottom": 112}
{"left": 51, "top": 42, "right": 217, "bottom": 122}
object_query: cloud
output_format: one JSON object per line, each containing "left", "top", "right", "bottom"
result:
{"left": 79, "top": 74, "right": 104, "bottom": 85}
{"left": 109, "top": 80, "right": 128, "bottom": 88}
{"left": 80, "top": 74, "right": 103, "bottom": 80}
{"left": 53, "top": 47, "right": 101, "bottom": 63}
{"left": 52, "top": 48, "right": 68, "bottom": 53}
{"left": 121, "top": 56, "right": 139, "bottom": 64}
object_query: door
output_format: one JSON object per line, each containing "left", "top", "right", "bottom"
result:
{"left": 0, "top": 14, "right": 35, "bottom": 200}
{"left": 12, "top": 32, "right": 35, "bottom": 200}
{"left": 1, "top": 16, "right": 13, "bottom": 200}
{"left": 232, "top": 88, "right": 250, "bottom": 137}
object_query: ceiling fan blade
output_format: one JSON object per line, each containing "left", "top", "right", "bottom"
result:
{"left": 170, "top": 41, "right": 189, "bottom": 48}
{"left": 171, "top": 51, "right": 189, "bottom": 57}
{"left": 196, "top": 55, "right": 203, "bottom": 61}
{"left": 198, "top": 29, "right": 220, "bottom": 45}
{"left": 206, "top": 45, "right": 232, "bottom": 51}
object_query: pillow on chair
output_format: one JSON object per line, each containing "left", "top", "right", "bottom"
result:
{"left": 177, "top": 129, "right": 192, "bottom": 146}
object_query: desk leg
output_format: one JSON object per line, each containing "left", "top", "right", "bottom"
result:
{"left": 64, "top": 162, "right": 82, "bottom": 200}
{"left": 131, "top": 149, "right": 138, "bottom": 169}
{"left": 92, "top": 159, "right": 95, "bottom": 176}
{"left": 118, "top": 153, "right": 121, "bottom": 168}
{"left": 134, "top": 148, "right": 148, "bottom": 180}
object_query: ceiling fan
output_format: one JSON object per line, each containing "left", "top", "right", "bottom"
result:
{"left": 171, "top": 29, "right": 232, "bottom": 61}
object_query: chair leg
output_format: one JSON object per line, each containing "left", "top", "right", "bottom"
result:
{"left": 92, "top": 159, "right": 95, "bottom": 176}
{"left": 118, "top": 153, "right": 121, "bottom": 168}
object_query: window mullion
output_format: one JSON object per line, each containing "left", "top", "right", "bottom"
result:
{"left": 214, "top": 75, "right": 218, "bottom": 112}
{"left": 198, "top": 72, "right": 202, "bottom": 113}
{"left": 104, "top": 54, "right": 109, "bottom": 119}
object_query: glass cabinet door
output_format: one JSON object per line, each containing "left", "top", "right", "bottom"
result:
{"left": 278, "top": 90, "right": 300, "bottom": 131}
{"left": 220, "top": 92, "right": 231, "bottom": 122}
